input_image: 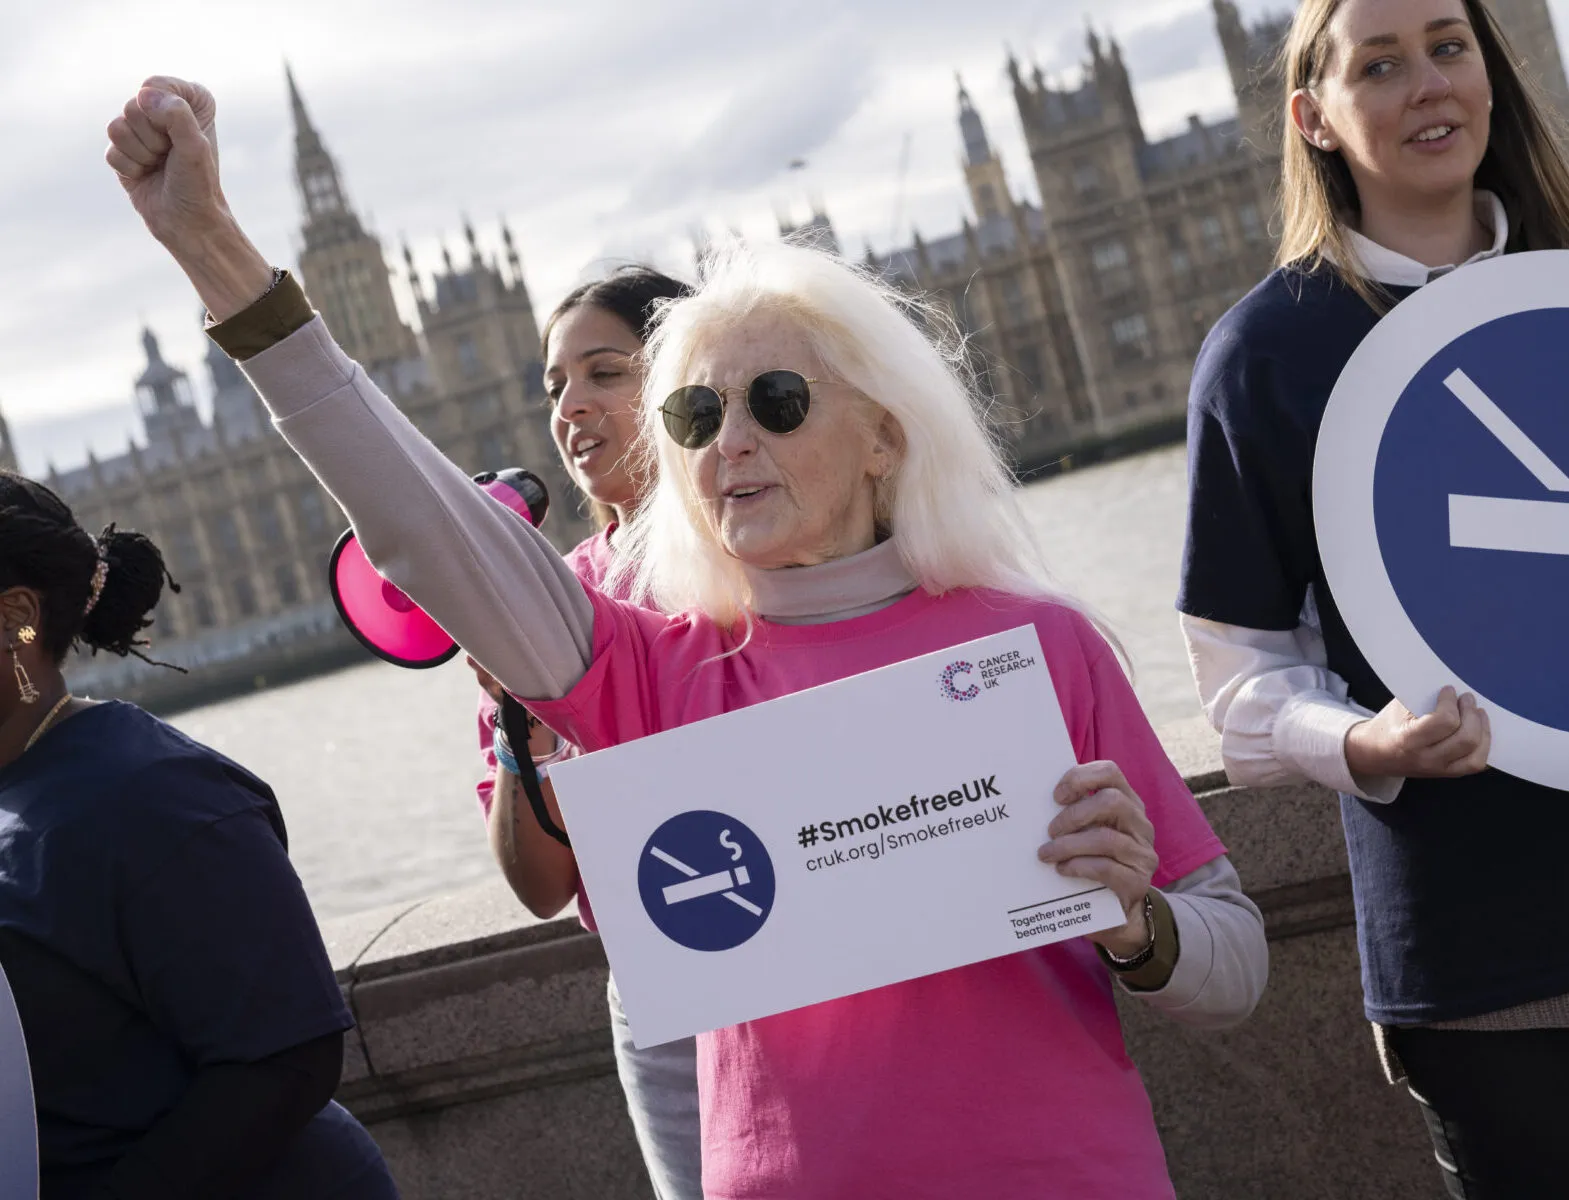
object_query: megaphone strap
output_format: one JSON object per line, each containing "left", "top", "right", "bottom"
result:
{"left": 499, "top": 693, "right": 572, "bottom": 849}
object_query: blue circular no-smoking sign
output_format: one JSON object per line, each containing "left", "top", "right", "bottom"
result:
{"left": 638, "top": 811, "right": 775, "bottom": 951}
{"left": 1315, "top": 251, "right": 1569, "bottom": 789}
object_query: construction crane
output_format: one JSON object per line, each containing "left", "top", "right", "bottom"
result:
{"left": 888, "top": 130, "right": 913, "bottom": 250}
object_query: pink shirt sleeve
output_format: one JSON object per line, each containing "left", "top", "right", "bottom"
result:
{"left": 524, "top": 586, "right": 677, "bottom": 753}
{"left": 1060, "top": 612, "right": 1228, "bottom": 887}
{"left": 475, "top": 690, "right": 499, "bottom": 820}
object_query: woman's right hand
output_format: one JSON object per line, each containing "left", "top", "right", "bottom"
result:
{"left": 106, "top": 77, "right": 275, "bottom": 321}
{"left": 466, "top": 655, "right": 507, "bottom": 704}
{"left": 1344, "top": 686, "right": 1490, "bottom": 780}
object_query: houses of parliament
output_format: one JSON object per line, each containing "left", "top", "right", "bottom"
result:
{"left": 1, "top": 0, "right": 1564, "bottom": 697}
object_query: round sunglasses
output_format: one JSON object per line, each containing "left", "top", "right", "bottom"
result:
{"left": 659, "top": 369, "right": 820, "bottom": 450}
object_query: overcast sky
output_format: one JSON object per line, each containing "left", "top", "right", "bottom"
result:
{"left": 4, "top": 0, "right": 1561, "bottom": 472}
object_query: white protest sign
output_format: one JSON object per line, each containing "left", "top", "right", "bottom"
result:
{"left": 551, "top": 624, "right": 1125, "bottom": 1047}
{"left": 1314, "top": 250, "right": 1569, "bottom": 790}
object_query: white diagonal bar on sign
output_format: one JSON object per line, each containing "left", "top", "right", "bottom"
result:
{"left": 723, "top": 892, "right": 763, "bottom": 916}
{"left": 1443, "top": 369, "right": 1569, "bottom": 492}
{"left": 649, "top": 845, "right": 699, "bottom": 877}
{"left": 1449, "top": 494, "right": 1569, "bottom": 554}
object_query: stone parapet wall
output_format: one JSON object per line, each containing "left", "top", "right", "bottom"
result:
{"left": 324, "top": 719, "right": 1435, "bottom": 1199}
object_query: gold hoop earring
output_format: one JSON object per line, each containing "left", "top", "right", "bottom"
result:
{"left": 7, "top": 630, "right": 39, "bottom": 705}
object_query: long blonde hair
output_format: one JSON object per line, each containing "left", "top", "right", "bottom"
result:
{"left": 607, "top": 239, "right": 1088, "bottom": 629}
{"left": 1276, "top": 0, "right": 1569, "bottom": 309}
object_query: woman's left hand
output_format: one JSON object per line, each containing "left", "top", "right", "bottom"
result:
{"left": 1037, "top": 761, "right": 1160, "bottom": 958}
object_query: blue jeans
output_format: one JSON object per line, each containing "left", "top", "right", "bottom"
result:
{"left": 607, "top": 976, "right": 702, "bottom": 1200}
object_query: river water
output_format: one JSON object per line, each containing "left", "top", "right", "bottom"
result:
{"left": 168, "top": 444, "right": 1196, "bottom": 920}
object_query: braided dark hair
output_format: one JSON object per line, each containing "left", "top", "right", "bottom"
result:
{"left": 0, "top": 470, "right": 181, "bottom": 664}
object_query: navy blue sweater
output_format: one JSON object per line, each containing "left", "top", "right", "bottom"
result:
{"left": 1178, "top": 266, "right": 1569, "bottom": 1025}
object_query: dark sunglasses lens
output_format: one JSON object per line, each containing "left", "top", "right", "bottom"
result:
{"left": 663, "top": 386, "right": 725, "bottom": 448}
{"left": 748, "top": 370, "right": 811, "bottom": 436}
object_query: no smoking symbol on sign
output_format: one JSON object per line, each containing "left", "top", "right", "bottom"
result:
{"left": 638, "top": 811, "right": 776, "bottom": 951}
{"left": 1315, "top": 251, "right": 1569, "bottom": 789}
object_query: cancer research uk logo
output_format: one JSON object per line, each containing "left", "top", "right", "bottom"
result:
{"left": 638, "top": 811, "right": 776, "bottom": 952}
{"left": 938, "top": 660, "right": 980, "bottom": 702}
{"left": 938, "top": 649, "right": 1039, "bottom": 701}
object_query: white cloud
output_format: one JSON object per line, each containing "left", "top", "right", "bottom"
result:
{"left": 1, "top": 0, "right": 1301, "bottom": 461}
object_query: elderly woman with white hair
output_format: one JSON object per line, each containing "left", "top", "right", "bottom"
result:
{"left": 109, "top": 77, "right": 1269, "bottom": 1199}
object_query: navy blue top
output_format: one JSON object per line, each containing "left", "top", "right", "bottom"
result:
{"left": 0, "top": 701, "right": 389, "bottom": 1196}
{"left": 1179, "top": 266, "right": 1569, "bottom": 1024}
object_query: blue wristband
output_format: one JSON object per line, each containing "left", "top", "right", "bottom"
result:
{"left": 492, "top": 727, "right": 524, "bottom": 777}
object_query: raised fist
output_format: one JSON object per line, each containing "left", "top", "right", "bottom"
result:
{"left": 105, "top": 77, "right": 226, "bottom": 252}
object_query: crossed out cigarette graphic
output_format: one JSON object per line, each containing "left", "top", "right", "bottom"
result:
{"left": 1444, "top": 369, "right": 1569, "bottom": 555}
{"left": 649, "top": 845, "right": 763, "bottom": 916}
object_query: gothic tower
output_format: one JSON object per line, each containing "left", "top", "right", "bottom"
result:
{"left": 403, "top": 217, "right": 587, "bottom": 545}
{"left": 1214, "top": 0, "right": 1290, "bottom": 156}
{"left": 1487, "top": 0, "right": 1569, "bottom": 114}
{"left": 957, "top": 74, "right": 1012, "bottom": 221}
{"left": 135, "top": 329, "right": 204, "bottom": 462}
{"left": 0, "top": 402, "right": 16, "bottom": 474}
{"left": 287, "top": 66, "right": 419, "bottom": 375}
{"left": 778, "top": 205, "right": 842, "bottom": 255}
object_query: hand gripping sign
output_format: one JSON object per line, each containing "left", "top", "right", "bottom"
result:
{"left": 1314, "top": 251, "right": 1569, "bottom": 789}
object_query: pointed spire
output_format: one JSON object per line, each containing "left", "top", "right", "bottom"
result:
{"left": 1006, "top": 44, "right": 1023, "bottom": 88}
{"left": 285, "top": 60, "right": 315, "bottom": 143}
{"left": 500, "top": 214, "right": 523, "bottom": 287}
{"left": 463, "top": 214, "right": 479, "bottom": 266}
{"left": 135, "top": 327, "right": 188, "bottom": 411}
{"left": 441, "top": 241, "right": 454, "bottom": 274}
{"left": 0, "top": 396, "right": 15, "bottom": 474}
{"left": 287, "top": 63, "right": 359, "bottom": 237}
{"left": 958, "top": 71, "right": 993, "bottom": 166}
{"left": 402, "top": 239, "right": 424, "bottom": 302}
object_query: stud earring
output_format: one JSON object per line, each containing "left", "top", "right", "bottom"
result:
{"left": 7, "top": 630, "right": 39, "bottom": 705}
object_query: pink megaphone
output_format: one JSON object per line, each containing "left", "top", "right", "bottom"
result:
{"left": 328, "top": 467, "right": 550, "bottom": 668}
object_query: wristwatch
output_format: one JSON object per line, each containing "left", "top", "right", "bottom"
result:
{"left": 1100, "top": 892, "right": 1158, "bottom": 972}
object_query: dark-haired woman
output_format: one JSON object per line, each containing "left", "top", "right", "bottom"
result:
{"left": 1180, "top": 0, "right": 1569, "bottom": 1191}
{"left": 0, "top": 470, "right": 399, "bottom": 1199}
{"left": 467, "top": 266, "right": 703, "bottom": 1200}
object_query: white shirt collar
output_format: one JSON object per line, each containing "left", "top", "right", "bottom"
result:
{"left": 1341, "top": 190, "right": 1508, "bottom": 288}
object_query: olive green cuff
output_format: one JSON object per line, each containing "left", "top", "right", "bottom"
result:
{"left": 1099, "top": 888, "right": 1181, "bottom": 993}
{"left": 204, "top": 269, "right": 315, "bottom": 361}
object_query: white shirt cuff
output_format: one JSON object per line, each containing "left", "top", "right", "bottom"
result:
{"left": 1274, "top": 691, "right": 1403, "bottom": 803}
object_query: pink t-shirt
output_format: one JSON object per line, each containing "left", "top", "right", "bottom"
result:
{"left": 528, "top": 584, "right": 1225, "bottom": 1200}
{"left": 474, "top": 526, "right": 624, "bottom": 930}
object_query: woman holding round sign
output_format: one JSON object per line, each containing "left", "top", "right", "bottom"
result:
{"left": 465, "top": 266, "right": 707, "bottom": 1200}
{"left": 1180, "top": 0, "right": 1569, "bottom": 1191}
{"left": 109, "top": 76, "right": 1268, "bottom": 1198}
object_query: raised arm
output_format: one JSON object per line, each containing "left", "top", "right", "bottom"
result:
{"left": 105, "top": 77, "right": 589, "bottom": 699}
